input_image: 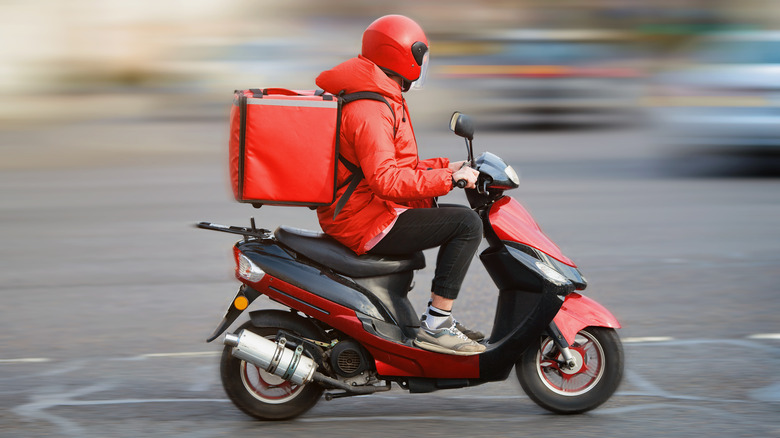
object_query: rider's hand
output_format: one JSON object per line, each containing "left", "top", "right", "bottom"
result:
{"left": 452, "top": 166, "right": 479, "bottom": 189}
{"left": 448, "top": 160, "right": 467, "bottom": 172}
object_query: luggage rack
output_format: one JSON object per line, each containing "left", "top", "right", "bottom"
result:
{"left": 196, "top": 218, "right": 272, "bottom": 241}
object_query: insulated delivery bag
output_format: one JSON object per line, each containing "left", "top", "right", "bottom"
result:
{"left": 229, "top": 88, "right": 392, "bottom": 210}
{"left": 229, "top": 88, "right": 340, "bottom": 207}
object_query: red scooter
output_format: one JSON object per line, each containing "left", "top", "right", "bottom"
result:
{"left": 198, "top": 112, "right": 623, "bottom": 421}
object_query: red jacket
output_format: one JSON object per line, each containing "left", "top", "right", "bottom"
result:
{"left": 316, "top": 55, "right": 453, "bottom": 254}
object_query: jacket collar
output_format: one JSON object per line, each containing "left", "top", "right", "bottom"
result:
{"left": 315, "top": 55, "right": 403, "bottom": 103}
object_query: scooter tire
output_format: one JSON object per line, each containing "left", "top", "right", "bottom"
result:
{"left": 220, "top": 320, "right": 324, "bottom": 421}
{"left": 516, "top": 326, "right": 623, "bottom": 414}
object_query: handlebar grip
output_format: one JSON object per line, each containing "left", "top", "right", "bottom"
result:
{"left": 456, "top": 179, "right": 467, "bottom": 189}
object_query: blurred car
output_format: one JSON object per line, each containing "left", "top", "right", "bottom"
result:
{"left": 649, "top": 31, "right": 780, "bottom": 152}
{"left": 434, "top": 30, "right": 646, "bottom": 123}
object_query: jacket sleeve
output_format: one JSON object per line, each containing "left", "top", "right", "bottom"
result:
{"left": 417, "top": 157, "right": 450, "bottom": 170}
{"left": 346, "top": 102, "right": 452, "bottom": 202}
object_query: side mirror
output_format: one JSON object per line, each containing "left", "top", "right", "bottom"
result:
{"left": 449, "top": 112, "right": 475, "bottom": 140}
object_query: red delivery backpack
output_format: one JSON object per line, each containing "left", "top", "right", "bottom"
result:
{"left": 229, "top": 88, "right": 394, "bottom": 213}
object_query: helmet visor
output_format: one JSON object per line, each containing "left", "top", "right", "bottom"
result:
{"left": 411, "top": 51, "right": 430, "bottom": 90}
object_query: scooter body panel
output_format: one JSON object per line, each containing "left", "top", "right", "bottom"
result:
{"left": 236, "top": 240, "right": 390, "bottom": 322}
{"left": 489, "top": 196, "right": 576, "bottom": 267}
{"left": 260, "top": 275, "right": 481, "bottom": 378}
{"left": 477, "top": 242, "right": 570, "bottom": 380}
{"left": 236, "top": 241, "right": 482, "bottom": 379}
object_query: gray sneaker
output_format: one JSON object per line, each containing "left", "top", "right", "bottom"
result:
{"left": 414, "top": 316, "right": 486, "bottom": 356}
{"left": 454, "top": 320, "right": 485, "bottom": 342}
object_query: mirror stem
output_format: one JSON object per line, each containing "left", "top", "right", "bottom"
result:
{"left": 467, "top": 139, "right": 475, "bottom": 168}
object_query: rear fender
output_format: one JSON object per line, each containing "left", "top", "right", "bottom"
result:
{"left": 205, "top": 284, "right": 265, "bottom": 342}
{"left": 553, "top": 293, "right": 621, "bottom": 345}
{"left": 248, "top": 309, "right": 326, "bottom": 340}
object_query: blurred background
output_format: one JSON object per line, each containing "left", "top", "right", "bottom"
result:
{"left": 2, "top": 0, "right": 780, "bottom": 160}
{"left": 2, "top": 1, "right": 779, "bottom": 437}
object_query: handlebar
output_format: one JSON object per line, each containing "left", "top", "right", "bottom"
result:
{"left": 455, "top": 179, "right": 467, "bottom": 189}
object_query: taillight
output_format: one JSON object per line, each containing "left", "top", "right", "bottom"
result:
{"left": 235, "top": 251, "right": 265, "bottom": 283}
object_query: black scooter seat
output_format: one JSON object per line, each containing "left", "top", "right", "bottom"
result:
{"left": 274, "top": 226, "right": 425, "bottom": 278}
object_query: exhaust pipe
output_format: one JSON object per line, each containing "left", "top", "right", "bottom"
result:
{"left": 224, "top": 330, "right": 317, "bottom": 385}
{"left": 225, "top": 329, "right": 390, "bottom": 395}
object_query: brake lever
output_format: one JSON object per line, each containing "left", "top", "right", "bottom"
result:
{"left": 477, "top": 179, "right": 490, "bottom": 195}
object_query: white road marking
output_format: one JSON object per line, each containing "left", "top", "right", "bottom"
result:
{"left": 621, "top": 370, "right": 745, "bottom": 403}
{"left": 0, "top": 358, "right": 50, "bottom": 364}
{"left": 3, "top": 333, "right": 779, "bottom": 365}
{"left": 8, "top": 338, "right": 779, "bottom": 435}
{"left": 623, "top": 336, "right": 674, "bottom": 343}
{"left": 42, "top": 398, "right": 230, "bottom": 406}
{"left": 12, "top": 381, "right": 113, "bottom": 437}
{"left": 747, "top": 333, "right": 780, "bottom": 340}
{"left": 138, "top": 351, "right": 221, "bottom": 358}
{"left": 298, "top": 415, "right": 536, "bottom": 423}
{"left": 750, "top": 381, "right": 780, "bottom": 402}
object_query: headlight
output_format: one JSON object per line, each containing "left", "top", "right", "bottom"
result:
{"left": 535, "top": 261, "right": 569, "bottom": 284}
{"left": 505, "top": 165, "right": 520, "bottom": 185}
{"left": 236, "top": 252, "right": 265, "bottom": 283}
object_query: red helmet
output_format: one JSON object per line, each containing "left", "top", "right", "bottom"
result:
{"left": 361, "top": 15, "right": 429, "bottom": 86}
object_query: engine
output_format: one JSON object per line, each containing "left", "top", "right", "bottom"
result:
{"left": 329, "top": 339, "right": 371, "bottom": 378}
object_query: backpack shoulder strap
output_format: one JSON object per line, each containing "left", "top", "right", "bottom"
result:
{"left": 332, "top": 91, "right": 395, "bottom": 219}
{"left": 332, "top": 156, "right": 363, "bottom": 219}
{"left": 340, "top": 91, "right": 397, "bottom": 138}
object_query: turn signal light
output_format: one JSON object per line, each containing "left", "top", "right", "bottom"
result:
{"left": 233, "top": 295, "right": 249, "bottom": 310}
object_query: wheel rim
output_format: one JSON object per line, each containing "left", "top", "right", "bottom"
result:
{"left": 240, "top": 360, "right": 305, "bottom": 404}
{"left": 535, "top": 330, "right": 605, "bottom": 396}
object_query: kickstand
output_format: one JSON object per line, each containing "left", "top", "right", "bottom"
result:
{"left": 323, "top": 381, "right": 392, "bottom": 401}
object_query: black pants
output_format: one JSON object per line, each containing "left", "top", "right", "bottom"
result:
{"left": 367, "top": 205, "right": 482, "bottom": 300}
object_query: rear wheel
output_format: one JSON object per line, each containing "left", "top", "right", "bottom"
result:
{"left": 516, "top": 327, "right": 623, "bottom": 414}
{"left": 220, "top": 320, "right": 324, "bottom": 420}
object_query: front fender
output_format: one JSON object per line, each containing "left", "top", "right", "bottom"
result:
{"left": 553, "top": 293, "right": 621, "bottom": 345}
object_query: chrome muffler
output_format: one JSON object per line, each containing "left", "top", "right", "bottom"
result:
{"left": 224, "top": 329, "right": 317, "bottom": 385}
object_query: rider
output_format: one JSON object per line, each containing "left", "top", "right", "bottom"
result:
{"left": 315, "top": 15, "right": 485, "bottom": 355}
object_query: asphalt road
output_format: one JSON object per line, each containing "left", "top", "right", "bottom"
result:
{"left": 1, "top": 116, "right": 779, "bottom": 437}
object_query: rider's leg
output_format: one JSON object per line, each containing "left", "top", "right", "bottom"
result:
{"left": 367, "top": 206, "right": 485, "bottom": 354}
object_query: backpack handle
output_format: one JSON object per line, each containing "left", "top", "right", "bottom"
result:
{"left": 254, "top": 88, "right": 300, "bottom": 96}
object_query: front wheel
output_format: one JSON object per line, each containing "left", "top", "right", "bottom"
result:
{"left": 220, "top": 320, "right": 324, "bottom": 420}
{"left": 516, "top": 327, "right": 623, "bottom": 414}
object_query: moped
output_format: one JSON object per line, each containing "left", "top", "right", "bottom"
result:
{"left": 198, "top": 112, "right": 623, "bottom": 420}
